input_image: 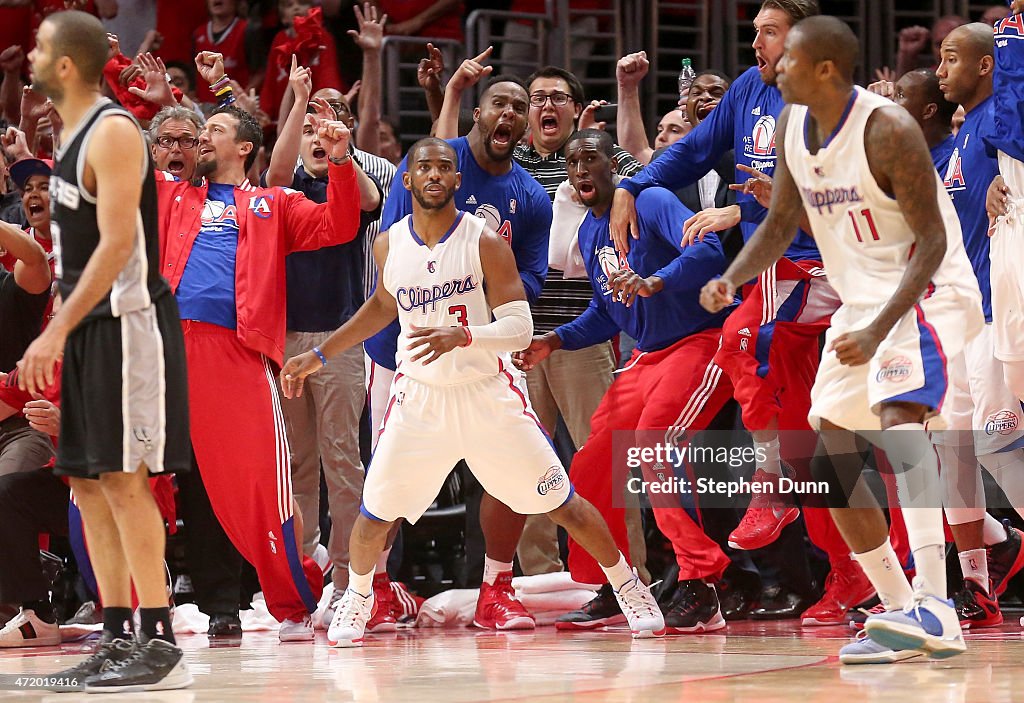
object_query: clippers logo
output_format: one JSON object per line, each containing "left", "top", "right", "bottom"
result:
{"left": 472, "top": 202, "right": 513, "bottom": 243}
{"left": 802, "top": 185, "right": 863, "bottom": 215}
{"left": 595, "top": 246, "right": 630, "bottom": 297}
{"left": 537, "top": 466, "right": 566, "bottom": 496}
{"left": 249, "top": 195, "right": 274, "bottom": 219}
{"left": 985, "top": 410, "right": 1019, "bottom": 436}
{"left": 396, "top": 275, "right": 478, "bottom": 313}
{"left": 202, "top": 199, "right": 239, "bottom": 230}
{"left": 427, "top": 260, "right": 436, "bottom": 273}
{"left": 944, "top": 148, "right": 966, "bottom": 193}
{"left": 996, "top": 12, "right": 1024, "bottom": 41}
{"left": 875, "top": 356, "right": 913, "bottom": 383}
{"left": 751, "top": 114, "right": 777, "bottom": 157}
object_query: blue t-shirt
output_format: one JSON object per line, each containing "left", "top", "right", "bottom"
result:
{"left": 931, "top": 133, "right": 956, "bottom": 175}
{"left": 278, "top": 166, "right": 376, "bottom": 332}
{"left": 176, "top": 182, "right": 239, "bottom": 329}
{"left": 942, "top": 96, "right": 998, "bottom": 322}
{"left": 983, "top": 13, "right": 1024, "bottom": 164}
{"left": 364, "top": 136, "right": 552, "bottom": 370}
{"left": 620, "top": 67, "right": 819, "bottom": 263}
{"left": 556, "top": 188, "right": 735, "bottom": 353}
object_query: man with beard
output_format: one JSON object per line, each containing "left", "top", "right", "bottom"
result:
{"left": 610, "top": 0, "right": 875, "bottom": 628}
{"left": 153, "top": 51, "right": 363, "bottom": 643}
{"left": 280, "top": 137, "right": 664, "bottom": 647}
{"left": 363, "top": 70, "right": 552, "bottom": 632}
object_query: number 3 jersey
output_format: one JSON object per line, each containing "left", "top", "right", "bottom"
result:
{"left": 783, "top": 87, "right": 979, "bottom": 310}
{"left": 383, "top": 211, "right": 508, "bottom": 385}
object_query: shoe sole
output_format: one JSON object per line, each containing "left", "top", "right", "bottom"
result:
{"left": 555, "top": 614, "right": 627, "bottom": 631}
{"left": 631, "top": 627, "right": 666, "bottom": 639}
{"left": 85, "top": 664, "right": 193, "bottom": 693}
{"left": 864, "top": 620, "right": 967, "bottom": 659}
{"left": 801, "top": 616, "right": 847, "bottom": 627}
{"left": 279, "top": 633, "right": 315, "bottom": 642}
{"left": 472, "top": 617, "right": 535, "bottom": 631}
{"left": 959, "top": 614, "right": 1003, "bottom": 629}
{"left": 368, "top": 621, "right": 399, "bottom": 633}
{"left": 728, "top": 508, "right": 800, "bottom": 551}
{"left": 994, "top": 536, "right": 1024, "bottom": 597}
{"left": 0, "top": 636, "right": 62, "bottom": 648}
{"left": 329, "top": 638, "right": 363, "bottom": 648}
{"left": 839, "top": 649, "right": 923, "bottom": 665}
{"left": 665, "top": 611, "right": 727, "bottom": 634}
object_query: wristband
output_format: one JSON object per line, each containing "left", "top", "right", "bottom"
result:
{"left": 312, "top": 346, "right": 328, "bottom": 366}
{"left": 328, "top": 155, "right": 352, "bottom": 166}
{"left": 460, "top": 327, "right": 472, "bottom": 347}
{"left": 210, "top": 75, "right": 230, "bottom": 91}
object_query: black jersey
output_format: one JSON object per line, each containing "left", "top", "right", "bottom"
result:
{"left": 51, "top": 99, "right": 168, "bottom": 321}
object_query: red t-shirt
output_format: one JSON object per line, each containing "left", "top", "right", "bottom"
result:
{"left": 260, "top": 23, "right": 344, "bottom": 125}
{"left": 379, "top": 0, "right": 464, "bottom": 41}
{"left": 156, "top": 0, "right": 208, "bottom": 64}
{"left": 193, "top": 17, "right": 250, "bottom": 102}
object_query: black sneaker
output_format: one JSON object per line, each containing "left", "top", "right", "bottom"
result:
{"left": 662, "top": 580, "right": 726, "bottom": 634}
{"left": 555, "top": 583, "right": 626, "bottom": 630}
{"left": 208, "top": 613, "right": 243, "bottom": 637}
{"left": 84, "top": 638, "right": 192, "bottom": 692}
{"left": 989, "top": 519, "right": 1024, "bottom": 597}
{"left": 44, "top": 637, "right": 136, "bottom": 691}
{"left": 65, "top": 601, "right": 102, "bottom": 626}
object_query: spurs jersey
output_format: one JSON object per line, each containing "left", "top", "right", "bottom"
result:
{"left": 383, "top": 212, "right": 506, "bottom": 385}
{"left": 783, "top": 87, "right": 979, "bottom": 309}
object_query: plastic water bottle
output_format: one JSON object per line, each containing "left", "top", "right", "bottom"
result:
{"left": 678, "top": 58, "right": 696, "bottom": 102}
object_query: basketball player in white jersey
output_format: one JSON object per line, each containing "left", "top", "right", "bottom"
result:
{"left": 280, "top": 137, "right": 664, "bottom": 646}
{"left": 701, "top": 16, "right": 983, "bottom": 664}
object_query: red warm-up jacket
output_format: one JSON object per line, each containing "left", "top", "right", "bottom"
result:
{"left": 156, "top": 159, "right": 359, "bottom": 365}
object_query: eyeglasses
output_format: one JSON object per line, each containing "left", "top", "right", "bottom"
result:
{"left": 529, "top": 91, "right": 572, "bottom": 107}
{"left": 155, "top": 135, "right": 198, "bottom": 149}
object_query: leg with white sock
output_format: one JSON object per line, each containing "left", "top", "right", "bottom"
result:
{"left": 327, "top": 514, "right": 394, "bottom": 647}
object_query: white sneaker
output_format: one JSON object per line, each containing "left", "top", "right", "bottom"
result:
{"left": 279, "top": 614, "right": 314, "bottom": 642}
{"left": 0, "top": 608, "right": 60, "bottom": 648}
{"left": 612, "top": 570, "right": 666, "bottom": 639}
{"left": 839, "top": 630, "right": 924, "bottom": 665}
{"left": 312, "top": 544, "right": 333, "bottom": 578}
{"left": 322, "top": 588, "right": 345, "bottom": 629}
{"left": 864, "top": 579, "right": 966, "bottom": 659}
{"left": 327, "top": 590, "right": 374, "bottom": 648}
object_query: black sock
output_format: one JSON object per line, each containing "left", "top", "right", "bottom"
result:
{"left": 22, "top": 600, "right": 55, "bottom": 624}
{"left": 139, "top": 607, "right": 175, "bottom": 644}
{"left": 102, "top": 606, "right": 135, "bottom": 642}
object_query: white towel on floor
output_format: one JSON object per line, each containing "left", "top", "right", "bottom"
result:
{"left": 511, "top": 572, "right": 599, "bottom": 595}
{"left": 416, "top": 589, "right": 478, "bottom": 628}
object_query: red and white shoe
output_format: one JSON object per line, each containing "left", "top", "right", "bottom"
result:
{"left": 728, "top": 469, "right": 799, "bottom": 551}
{"left": 955, "top": 578, "right": 1002, "bottom": 629}
{"left": 367, "top": 573, "right": 398, "bottom": 633}
{"left": 473, "top": 572, "right": 535, "bottom": 630}
{"left": 327, "top": 590, "right": 374, "bottom": 648}
{"left": 801, "top": 558, "right": 876, "bottom": 626}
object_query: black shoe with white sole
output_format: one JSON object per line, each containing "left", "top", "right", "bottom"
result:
{"left": 44, "top": 638, "right": 136, "bottom": 691}
{"left": 84, "top": 638, "right": 192, "bottom": 692}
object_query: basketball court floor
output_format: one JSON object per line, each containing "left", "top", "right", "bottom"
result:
{"left": 2, "top": 619, "right": 1022, "bottom": 702}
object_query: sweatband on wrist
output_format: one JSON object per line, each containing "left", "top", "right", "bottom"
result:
{"left": 465, "top": 300, "right": 533, "bottom": 352}
{"left": 312, "top": 346, "right": 327, "bottom": 366}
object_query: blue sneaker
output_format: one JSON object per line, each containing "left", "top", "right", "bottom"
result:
{"left": 864, "top": 581, "right": 966, "bottom": 659}
{"left": 839, "top": 630, "right": 923, "bottom": 665}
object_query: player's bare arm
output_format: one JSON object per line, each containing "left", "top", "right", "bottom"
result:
{"left": 280, "top": 230, "right": 397, "bottom": 398}
{"left": 408, "top": 227, "right": 531, "bottom": 365}
{"left": 700, "top": 107, "right": 802, "bottom": 313}
{"left": 831, "top": 106, "right": 947, "bottom": 367}
{"left": 18, "top": 115, "right": 143, "bottom": 395}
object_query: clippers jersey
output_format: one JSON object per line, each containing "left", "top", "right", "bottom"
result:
{"left": 783, "top": 88, "right": 978, "bottom": 308}
{"left": 51, "top": 99, "right": 168, "bottom": 322}
{"left": 383, "top": 212, "right": 506, "bottom": 386}
{"left": 985, "top": 12, "right": 1024, "bottom": 164}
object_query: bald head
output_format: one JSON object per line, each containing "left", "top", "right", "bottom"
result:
{"left": 943, "top": 22, "right": 996, "bottom": 61}
{"left": 42, "top": 10, "right": 109, "bottom": 85}
{"left": 791, "top": 15, "right": 859, "bottom": 82}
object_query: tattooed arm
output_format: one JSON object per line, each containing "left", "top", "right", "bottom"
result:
{"left": 700, "top": 106, "right": 803, "bottom": 312}
{"left": 830, "top": 105, "right": 947, "bottom": 366}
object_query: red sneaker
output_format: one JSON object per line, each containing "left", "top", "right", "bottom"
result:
{"left": 473, "top": 572, "right": 535, "bottom": 630}
{"left": 728, "top": 469, "right": 799, "bottom": 550}
{"left": 800, "top": 559, "right": 876, "bottom": 626}
{"left": 955, "top": 578, "right": 1002, "bottom": 629}
{"left": 366, "top": 573, "right": 398, "bottom": 633}
{"left": 988, "top": 520, "right": 1024, "bottom": 597}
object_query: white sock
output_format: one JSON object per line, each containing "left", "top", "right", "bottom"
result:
{"left": 959, "top": 548, "right": 989, "bottom": 591}
{"left": 482, "top": 556, "right": 513, "bottom": 585}
{"left": 883, "top": 423, "right": 947, "bottom": 597}
{"left": 600, "top": 552, "right": 635, "bottom": 591}
{"left": 755, "top": 438, "right": 782, "bottom": 477}
{"left": 983, "top": 513, "right": 1008, "bottom": 546}
{"left": 853, "top": 540, "right": 913, "bottom": 610}
{"left": 375, "top": 547, "right": 391, "bottom": 575}
{"left": 348, "top": 565, "right": 373, "bottom": 598}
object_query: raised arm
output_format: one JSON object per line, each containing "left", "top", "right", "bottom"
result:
{"left": 435, "top": 47, "right": 493, "bottom": 139}
{"left": 0, "top": 220, "right": 49, "bottom": 294}
{"left": 18, "top": 116, "right": 143, "bottom": 394}
{"left": 265, "top": 56, "right": 312, "bottom": 187}
{"left": 417, "top": 43, "right": 446, "bottom": 125}
{"left": 615, "top": 51, "right": 654, "bottom": 165}
{"left": 699, "top": 106, "right": 802, "bottom": 312}
{"left": 280, "top": 229, "right": 398, "bottom": 397}
{"left": 350, "top": 2, "right": 386, "bottom": 151}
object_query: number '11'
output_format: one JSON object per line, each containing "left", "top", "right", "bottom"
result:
{"left": 848, "top": 208, "right": 880, "bottom": 242}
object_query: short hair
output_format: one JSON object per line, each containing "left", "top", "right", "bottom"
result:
{"left": 164, "top": 61, "right": 196, "bottom": 92}
{"left": 759, "top": 0, "right": 820, "bottom": 25}
{"left": 44, "top": 10, "right": 109, "bottom": 85}
{"left": 408, "top": 137, "right": 458, "bottom": 169}
{"left": 148, "top": 105, "right": 204, "bottom": 143}
{"left": 212, "top": 105, "right": 263, "bottom": 171}
{"left": 527, "top": 66, "right": 586, "bottom": 105}
{"left": 480, "top": 74, "right": 529, "bottom": 99}
{"left": 565, "top": 128, "right": 614, "bottom": 158}
{"left": 792, "top": 15, "right": 859, "bottom": 81}
{"left": 694, "top": 69, "right": 733, "bottom": 87}
{"left": 948, "top": 22, "right": 996, "bottom": 60}
{"left": 906, "top": 69, "right": 959, "bottom": 124}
